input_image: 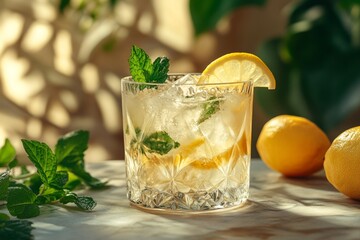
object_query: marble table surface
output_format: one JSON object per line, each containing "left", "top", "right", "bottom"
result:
{"left": 5, "top": 160, "right": 360, "bottom": 239}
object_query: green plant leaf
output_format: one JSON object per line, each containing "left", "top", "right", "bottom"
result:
{"left": 301, "top": 50, "right": 360, "bottom": 131}
{"left": 66, "top": 163, "right": 107, "bottom": 189}
{"left": 35, "top": 185, "right": 65, "bottom": 205}
{"left": 189, "top": 0, "right": 266, "bottom": 36}
{"left": 198, "top": 97, "right": 221, "bottom": 124}
{"left": 21, "top": 140, "right": 56, "bottom": 186}
{"left": 143, "top": 131, "right": 180, "bottom": 155}
{"left": 129, "top": 45, "right": 153, "bottom": 83}
{"left": 255, "top": 0, "right": 360, "bottom": 132}
{"left": 0, "top": 218, "right": 34, "bottom": 240}
{"left": 59, "top": 0, "right": 71, "bottom": 13}
{"left": 6, "top": 184, "right": 40, "bottom": 219}
{"left": 62, "top": 170, "right": 82, "bottom": 190}
{"left": 55, "top": 130, "right": 106, "bottom": 189}
{"left": 49, "top": 171, "right": 69, "bottom": 189}
{"left": 128, "top": 46, "right": 170, "bottom": 89}
{"left": 256, "top": 37, "right": 310, "bottom": 117}
{"left": 285, "top": 0, "right": 352, "bottom": 68}
{"left": 24, "top": 173, "right": 42, "bottom": 195}
{"left": 0, "top": 171, "right": 10, "bottom": 201}
{"left": 55, "top": 130, "right": 89, "bottom": 165}
{"left": 0, "top": 213, "right": 10, "bottom": 221}
{"left": 60, "top": 192, "right": 97, "bottom": 211}
{"left": 150, "top": 57, "right": 169, "bottom": 83}
{"left": 109, "top": 0, "right": 119, "bottom": 8}
{"left": 0, "top": 139, "right": 16, "bottom": 167}
{"left": 8, "top": 159, "right": 18, "bottom": 169}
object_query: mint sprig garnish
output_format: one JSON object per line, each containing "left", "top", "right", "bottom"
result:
{"left": 129, "top": 45, "right": 169, "bottom": 84}
{"left": 127, "top": 46, "right": 179, "bottom": 155}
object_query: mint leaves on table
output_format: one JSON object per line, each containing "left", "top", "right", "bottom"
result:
{"left": 55, "top": 130, "right": 106, "bottom": 189}
{"left": 0, "top": 130, "right": 107, "bottom": 238}
{"left": 7, "top": 183, "right": 40, "bottom": 219}
{"left": 129, "top": 45, "right": 169, "bottom": 84}
{"left": 0, "top": 215, "right": 34, "bottom": 240}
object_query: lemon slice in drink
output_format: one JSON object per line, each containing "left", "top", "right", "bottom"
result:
{"left": 175, "top": 135, "right": 248, "bottom": 170}
{"left": 199, "top": 52, "right": 276, "bottom": 89}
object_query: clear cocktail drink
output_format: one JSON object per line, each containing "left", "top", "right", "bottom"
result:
{"left": 121, "top": 73, "right": 254, "bottom": 212}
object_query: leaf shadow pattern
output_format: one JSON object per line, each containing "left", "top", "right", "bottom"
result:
{"left": 155, "top": 170, "right": 360, "bottom": 239}
{"left": 0, "top": 0, "right": 180, "bottom": 162}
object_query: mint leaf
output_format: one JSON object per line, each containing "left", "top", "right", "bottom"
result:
{"left": 49, "top": 170, "right": 68, "bottom": 189}
{"left": 55, "top": 130, "right": 89, "bottom": 165}
{"left": 198, "top": 96, "right": 221, "bottom": 124}
{"left": 150, "top": 57, "right": 169, "bottom": 83}
{"left": 55, "top": 130, "right": 106, "bottom": 189}
{"left": 8, "top": 158, "right": 18, "bottom": 169}
{"left": 7, "top": 184, "right": 40, "bottom": 219}
{"left": 0, "top": 139, "right": 16, "bottom": 167}
{"left": 2, "top": 130, "right": 101, "bottom": 220}
{"left": 21, "top": 140, "right": 56, "bottom": 186}
{"left": 0, "top": 213, "right": 10, "bottom": 221}
{"left": 60, "top": 192, "right": 96, "bottom": 211}
{"left": 35, "top": 185, "right": 65, "bottom": 204}
{"left": 67, "top": 163, "right": 107, "bottom": 189}
{"left": 62, "top": 171, "right": 82, "bottom": 190}
{"left": 24, "top": 173, "right": 42, "bottom": 195}
{"left": 128, "top": 45, "right": 170, "bottom": 86}
{"left": 143, "top": 131, "right": 180, "bottom": 155}
{"left": 0, "top": 171, "right": 10, "bottom": 201}
{"left": 129, "top": 45, "right": 153, "bottom": 83}
{"left": 21, "top": 165, "right": 30, "bottom": 175}
{"left": 0, "top": 218, "right": 34, "bottom": 240}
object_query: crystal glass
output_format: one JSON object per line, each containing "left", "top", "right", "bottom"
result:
{"left": 121, "top": 74, "right": 254, "bottom": 213}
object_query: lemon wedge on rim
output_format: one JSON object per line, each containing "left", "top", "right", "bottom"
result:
{"left": 200, "top": 52, "right": 276, "bottom": 89}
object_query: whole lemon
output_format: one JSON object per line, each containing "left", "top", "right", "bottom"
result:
{"left": 324, "top": 126, "right": 360, "bottom": 200}
{"left": 256, "top": 115, "right": 331, "bottom": 177}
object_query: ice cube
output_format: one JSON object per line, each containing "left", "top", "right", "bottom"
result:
{"left": 165, "top": 74, "right": 199, "bottom": 98}
{"left": 173, "top": 73, "right": 198, "bottom": 85}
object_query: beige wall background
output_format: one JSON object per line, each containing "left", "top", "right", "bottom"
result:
{"left": 0, "top": 0, "right": 290, "bottom": 162}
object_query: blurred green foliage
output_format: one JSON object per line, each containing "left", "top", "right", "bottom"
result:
{"left": 190, "top": 0, "right": 360, "bottom": 132}
{"left": 58, "top": 0, "right": 119, "bottom": 14}
{"left": 58, "top": 0, "right": 119, "bottom": 31}
{"left": 189, "top": 0, "right": 265, "bottom": 36}
{"left": 57, "top": 0, "right": 360, "bottom": 132}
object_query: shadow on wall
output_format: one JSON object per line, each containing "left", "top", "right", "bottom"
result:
{"left": 0, "top": 0, "right": 289, "bottom": 162}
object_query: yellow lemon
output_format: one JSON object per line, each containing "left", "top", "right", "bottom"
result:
{"left": 200, "top": 52, "right": 276, "bottom": 89}
{"left": 256, "top": 115, "right": 331, "bottom": 177}
{"left": 324, "top": 126, "right": 360, "bottom": 200}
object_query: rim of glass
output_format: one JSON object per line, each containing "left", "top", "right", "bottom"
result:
{"left": 120, "top": 73, "right": 253, "bottom": 87}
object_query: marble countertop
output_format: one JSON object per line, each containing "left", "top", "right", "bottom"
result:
{"left": 6, "top": 160, "right": 360, "bottom": 239}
